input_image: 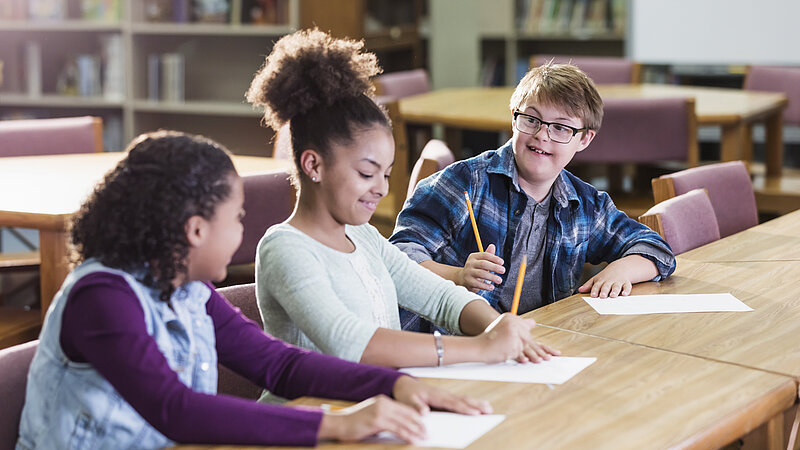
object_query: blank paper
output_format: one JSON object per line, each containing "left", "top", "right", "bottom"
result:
{"left": 366, "top": 412, "right": 505, "bottom": 448}
{"left": 583, "top": 293, "right": 753, "bottom": 315}
{"left": 401, "top": 357, "right": 596, "bottom": 384}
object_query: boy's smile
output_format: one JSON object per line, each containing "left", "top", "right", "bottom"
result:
{"left": 511, "top": 103, "right": 595, "bottom": 201}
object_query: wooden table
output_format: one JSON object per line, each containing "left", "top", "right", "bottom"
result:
{"left": 679, "top": 208, "right": 800, "bottom": 263}
{"left": 180, "top": 327, "right": 795, "bottom": 450}
{"left": 0, "top": 152, "right": 288, "bottom": 317}
{"left": 529, "top": 259, "right": 800, "bottom": 381}
{"left": 399, "top": 84, "right": 788, "bottom": 176}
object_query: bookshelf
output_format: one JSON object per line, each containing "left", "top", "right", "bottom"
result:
{"left": 478, "top": 0, "right": 627, "bottom": 86}
{"left": 0, "top": 0, "right": 299, "bottom": 155}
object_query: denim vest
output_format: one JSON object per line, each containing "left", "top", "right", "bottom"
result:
{"left": 17, "top": 260, "right": 218, "bottom": 450}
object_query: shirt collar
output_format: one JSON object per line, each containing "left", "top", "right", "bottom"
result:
{"left": 486, "top": 140, "right": 579, "bottom": 209}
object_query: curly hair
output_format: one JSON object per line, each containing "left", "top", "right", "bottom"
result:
{"left": 69, "top": 130, "right": 237, "bottom": 301}
{"left": 246, "top": 28, "right": 391, "bottom": 186}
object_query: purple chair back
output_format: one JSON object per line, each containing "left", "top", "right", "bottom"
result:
{"left": 0, "top": 340, "right": 38, "bottom": 449}
{"left": 374, "top": 69, "right": 430, "bottom": 98}
{"left": 407, "top": 140, "right": 455, "bottom": 198}
{"left": 531, "top": 55, "right": 639, "bottom": 84}
{"left": 659, "top": 161, "right": 758, "bottom": 238}
{"left": 0, "top": 116, "right": 102, "bottom": 157}
{"left": 215, "top": 284, "right": 263, "bottom": 400}
{"left": 230, "top": 169, "right": 293, "bottom": 266}
{"left": 574, "top": 97, "right": 694, "bottom": 164}
{"left": 745, "top": 65, "right": 800, "bottom": 125}
{"left": 639, "top": 189, "right": 720, "bottom": 255}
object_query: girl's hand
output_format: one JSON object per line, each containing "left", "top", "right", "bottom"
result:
{"left": 478, "top": 314, "right": 560, "bottom": 363}
{"left": 392, "top": 375, "right": 492, "bottom": 416}
{"left": 317, "top": 395, "right": 426, "bottom": 444}
{"left": 456, "top": 244, "right": 505, "bottom": 293}
{"left": 578, "top": 255, "right": 658, "bottom": 298}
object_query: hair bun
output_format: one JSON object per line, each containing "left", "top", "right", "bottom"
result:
{"left": 246, "top": 28, "right": 382, "bottom": 130}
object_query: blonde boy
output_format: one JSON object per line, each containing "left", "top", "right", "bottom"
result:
{"left": 390, "top": 62, "right": 675, "bottom": 331}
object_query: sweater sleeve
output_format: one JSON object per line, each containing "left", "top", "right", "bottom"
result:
{"left": 372, "top": 226, "right": 484, "bottom": 335}
{"left": 60, "top": 272, "right": 400, "bottom": 446}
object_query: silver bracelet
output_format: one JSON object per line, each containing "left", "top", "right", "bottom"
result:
{"left": 433, "top": 330, "right": 444, "bottom": 366}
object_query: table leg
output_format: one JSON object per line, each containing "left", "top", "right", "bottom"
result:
{"left": 39, "top": 230, "right": 69, "bottom": 320}
{"left": 720, "top": 123, "right": 744, "bottom": 163}
{"left": 444, "top": 127, "right": 463, "bottom": 160}
{"left": 767, "top": 412, "right": 785, "bottom": 450}
{"left": 765, "top": 111, "right": 784, "bottom": 177}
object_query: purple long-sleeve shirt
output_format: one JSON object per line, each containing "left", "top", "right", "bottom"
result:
{"left": 59, "top": 272, "right": 403, "bottom": 446}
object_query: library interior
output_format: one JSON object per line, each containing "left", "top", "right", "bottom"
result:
{"left": 2, "top": 0, "right": 800, "bottom": 449}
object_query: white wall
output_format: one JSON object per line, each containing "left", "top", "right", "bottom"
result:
{"left": 629, "top": 0, "right": 800, "bottom": 65}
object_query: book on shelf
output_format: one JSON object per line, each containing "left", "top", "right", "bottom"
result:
{"left": 147, "top": 54, "right": 160, "bottom": 101}
{"left": 0, "top": 0, "right": 27, "bottom": 20}
{"left": 23, "top": 42, "right": 42, "bottom": 97}
{"left": 245, "top": 0, "right": 289, "bottom": 25}
{"left": 81, "top": 0, "right": 121, "bottom": 22}
{"left": 193, "top": 0, "right": 229, "bottom": 23}
{"left": 161, "top": 53, "right": 185, "bottom": 102}
{"left": 102, "top": 34, "right": 124, "bottom": 101}
{"left": 28, "top": 0, "right": 66, "bottom": 20}
{"left": 518, "top": 0, "right": 618, "bottom": 36}
{"left": 76, "top": 54, "right": 102, "bottom": 97}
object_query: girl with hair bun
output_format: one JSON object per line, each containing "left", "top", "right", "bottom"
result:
{"left": 248, "top": 29, "right": 559, "bottom": 375}
{"left": 17, "top": 130, "right": 489, "bottom": 448}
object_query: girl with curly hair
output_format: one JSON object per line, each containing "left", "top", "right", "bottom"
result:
{"left": 17, "top": 130, "right": 490, "bottom": 448}
{"left": 247, "top": 29, "right": 559, "bottom": 375}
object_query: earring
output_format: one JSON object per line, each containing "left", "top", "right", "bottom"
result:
{"left": 311, "top": 176, "right": 317, "bottom": 182}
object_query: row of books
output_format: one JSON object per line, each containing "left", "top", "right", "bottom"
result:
{"left": 516, "top": 0, "right": 626, "bottom": 36}
{"left": 144, "top": 0, "right": 290, "bottom": 25}
{"left": 20, "top": 35, "right": 124, "bottom": 100}
{"left": 0, "top": 0, "right": 120, "bottom": 22}
{"left": 148, "top": 53, "right": 186, "bottom": 103}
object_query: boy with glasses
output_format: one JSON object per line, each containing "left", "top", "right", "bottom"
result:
{"left": 390, "top": 62, "right": 675, "bottom": 330}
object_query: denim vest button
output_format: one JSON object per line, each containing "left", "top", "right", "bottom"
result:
{"left": 200, "top": 362, "right": 210, "bottom": 372}
{"left": 514, "top": 209, "right": 521, "bottom": 216}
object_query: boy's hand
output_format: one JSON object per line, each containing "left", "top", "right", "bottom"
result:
{"left": 456, "top": 244, "right": 505, "bottom": 293}
{"left": 577, "top": 255, "right": 659, "bottom": 298}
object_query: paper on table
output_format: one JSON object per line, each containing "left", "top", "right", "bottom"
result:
{"left": 365, "top": 412, "right": 505, "bottom": 448}
{"left": 401, "top": 356, "right": 596, "bottom": 384}
{"left": 583, "top": 293, "right": 753, "bottom": 315}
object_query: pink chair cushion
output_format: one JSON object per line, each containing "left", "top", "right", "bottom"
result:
{"left": 0, "top": 116, "right": 100, "bottom": 157}
{"left": 375, "top": 69, "right": 430, "bottom": 98}
{"left": 574, "top": 97, "right": 689, "bottom": 163}
{"left": 230, "top": 169, "right": 293, "bottom": 266}
{"left": 407, "top": 140, "right": 455, "bottom": 198}
{"left": 643, "top": 189, "right": 720, "bottom": 255}
{"left": 215, "top": 284, "right": 263, "bottom": 400}
{"left": 532, "top": 55, "right": 636, "bottom": 84}
{"left": 666, "top": 161, "right": 758, "bottom": 238}
{"left": 745, "top": 66, "right": 800, "bottom": 126}
{"left": 0, "top": 340, "right": 38, "bottom": 449}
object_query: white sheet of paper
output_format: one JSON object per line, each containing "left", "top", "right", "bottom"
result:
{"left": 401, "top": 356, "right": 596, "bottom": 384}
{"left": 583, "top": 293, "right": 753, "bottom": 315}
{"left": 365, "top": 412, "right": 505, "bottom": 448}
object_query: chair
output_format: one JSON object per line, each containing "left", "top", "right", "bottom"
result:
{"left": 215, "top": 284, "right": 262, "bottom": 400}
{"left": 744, "top": 66, "right": 800, "bottom": 127}
{"left": 224, "top": 169, "right": 294, "bottom": 285}
{"left": 652, "top": 161, "right": 758, "bottom": 238}
{"left": 0, "top": 339, "right": 37, "bottom": 449}
{"left": 0, "top": 116, "right": 103, "bottom": 348}
{"left": 373, "top": 69, "right": 432, "bottom": 164}
{"left": 373, "top": 69, "right": 430, "bottom": 97}
{"left": 638, "top": 189, "right": 720, "bottom": 255}
{"left": 530, "top": 55, "right": 642, "bottom": 84}
{"left": 407, "top": 139, "right": 455, "bottom": 199}
{"left": 370, "top": 100, "right": 411, "bottom": 237}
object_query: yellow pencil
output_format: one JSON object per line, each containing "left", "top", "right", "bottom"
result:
{"left": 463, "top": 191, "right": 484, "bottom": 253}
{"left": 510, "top": 254, "right": 527, "bottom": 315}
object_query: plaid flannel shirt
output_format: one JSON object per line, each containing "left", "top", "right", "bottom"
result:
{"left": 390, "top": 141, "right": 676, "bottom": 332}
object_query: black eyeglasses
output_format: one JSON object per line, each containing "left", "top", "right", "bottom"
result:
{"left": 512, "top": 111, "right": 588, "bottom": 144}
